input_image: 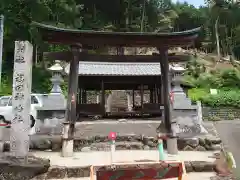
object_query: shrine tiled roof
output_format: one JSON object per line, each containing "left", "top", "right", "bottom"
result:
{"left": 65, "top": 61, "right": 182, "bottom": 76}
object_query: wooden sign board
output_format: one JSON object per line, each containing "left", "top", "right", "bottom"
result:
{"left": 91, "top": 161, "right": 186, "bottom": 180}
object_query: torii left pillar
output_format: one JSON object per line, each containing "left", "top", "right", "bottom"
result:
{"left": 159, "top": 48, "right": 178, "bottom": 155}
{"left": 62, "top": 45, "right": 80, "bottom": 157}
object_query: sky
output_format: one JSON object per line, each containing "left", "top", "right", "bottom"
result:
{"left": 172, "top": 0, "right": 205, "bottom": 7}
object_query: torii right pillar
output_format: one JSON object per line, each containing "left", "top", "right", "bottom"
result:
{"left": 159, "top": 48, "right": 178, "bottom": 155}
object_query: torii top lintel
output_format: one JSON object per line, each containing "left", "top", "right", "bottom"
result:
{"left": 32, "top": 22, "right": 201, "bottom": 48}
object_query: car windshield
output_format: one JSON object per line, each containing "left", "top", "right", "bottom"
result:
{"left": 0, "top": 97, "right": 10, "bottom": 106}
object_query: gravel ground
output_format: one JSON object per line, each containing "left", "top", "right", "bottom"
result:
{"left": 73, "top": 121, "right": 217, "bottom": 137}
{"left": 1, "top": 120, "right": 217, "bottom": 141}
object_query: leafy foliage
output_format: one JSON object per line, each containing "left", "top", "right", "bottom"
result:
{"left": 185, "top": 57, "right": 206, "bottom": 78}
{"left": 186, "top": 56, "right": 240, "bottom": 107}
{"left": 188, "top": 88, "right": 240, "bottom": 107}
{"left": 0, "top": 0, "right": 240, "bottom": 97}
{"left": 202, "top": 89, "right": 240, "bottom": 107}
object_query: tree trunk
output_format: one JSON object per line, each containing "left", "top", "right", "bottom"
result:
{"left": 125, "top": 0, "right": 130, "bottom": 31}
{"left": 140, "top": 0, "right": 146, "bottom": 32}
{"left": 215, "top": 16, "right": 221, "bottom": 61}
{"left": 93, "top": 4, "right": 97, "bottom": 21}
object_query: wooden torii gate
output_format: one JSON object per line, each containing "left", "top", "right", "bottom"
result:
{"left": 33, "top": 21, "right": 201, "bottom": 157}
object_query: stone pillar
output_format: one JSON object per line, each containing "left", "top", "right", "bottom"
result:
{"left": 96, "top": 93, "right": 100, "bottom": 104}
{"left": 11, "top": 41, "right": 33, "bottom": 158}
{"left": 143, "top": 91, "right": 147, "bottom": 103}
{"left": 140, "top": 85, "right": 144, "bottom": 115}
{"left": 106, "top": 93, "right": 112, "bottom": 112}
{"left": 197, "top": 101, "right": 203, "bottom": 124}
{"left": 127, "top": 91, "right": 132, "bottom": 111}
{"left": 101, "top": 81, "right": 105, "bottom": 115}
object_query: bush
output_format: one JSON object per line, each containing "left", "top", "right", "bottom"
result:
{"left": 195, "top": 72, "right": 220, "bottom": 88}
{"left": 183, "top": 68, "right": 240, "bottom": 89}
{"left": 188, "top": 88, "right": 208, "bottom": 102}
{"left": 208, "top": 115, "right": 221, "bottom": 121}
{"left": 188, "top": 88, "right": 240, "bottom": 108}
{"left": 218, "top": 69, "right": 240, "bottom": 87}
{"left": 201, "top": 90, "right": 240, "bottom": 107}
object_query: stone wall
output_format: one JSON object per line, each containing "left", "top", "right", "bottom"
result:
{"left": 4, "top": 134, "right": 221, "bottom": 153}
{"left": 202, "top": 106, "right": 240, "bottom": 121}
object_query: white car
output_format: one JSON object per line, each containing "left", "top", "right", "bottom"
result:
{"left": 0, "top": 93, "right": 66, "bottom": 128}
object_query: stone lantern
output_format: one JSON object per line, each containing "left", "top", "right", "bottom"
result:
{"left": 48, "top": 60, "right": 64, "bottom": 94}
{"left": 171, "top": 64, "right": 185, "bottom": 93}
{"left": 171, "top": 64, "right": 197, "bottom": 110}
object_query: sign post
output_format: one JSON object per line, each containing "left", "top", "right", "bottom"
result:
{"left": 10, "top": 41, "right": 33, "bottom": 158}
{"left": 108, "top": 132, "right": 116, "bottom": 164}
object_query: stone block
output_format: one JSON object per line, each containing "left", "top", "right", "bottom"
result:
{"left": 33, "top": 139, "right": 52, "bottom": 150}
{"left": 184, "top": 161, "right": 193, "bottom": 172}
{"left": 46, "top": 168, "right": 66, "bottom": 179}
{"left": 195, "top": 145, "right": 206, "bottom": 151}
{"left": 94, "top": 135, "right": 106, "bottom": 143}
{"left": 142, "top": 136, "right": 154, "bottom": 143}
{"left": 81, "top": 146, "right": 91, "bottom": 152}
{"left": 30, "top": 173, "right": 47, "bottom": 180}
{"left": 66, "top": 167, "right": 90, "bottom": 178}
{"left": 143, "top": 145, "right": 150, "bottom": 150}
{"left": 185, "top": 138, "right": 199, "bottom": 148}
{"left": 51, "top": 142, "right": 62, "bottom": 152}
{"left": 116, "top": 142, "right": 143, "bottom": 150}
{"left": 183, "top": 145, "right": 195, "bottom": 151}
{"left": 210, "top": 145, "right": 222, "bottom": 151}
{"left": 206, "top": 136, "right": 222, "bottom": 145}
{"left": 198, "top": 137, "right": 206, "bottom": 147}
{"left": 0, "top": 156, "right": 50, "bottom": 180}
{"left": 191, "top": 161, "right": 215, "bottom": 172}
{"left": 177, "top": 139, "right": 186, "bottom": 150}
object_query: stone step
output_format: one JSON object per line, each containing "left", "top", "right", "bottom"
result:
{"left": 29, "top": 150, "right": 221, "bottom": 179}
{"left": 31, "top": 161, "right": 217, "bottom": 180}
{"left": 34, "top": 172, "right": 219, "bottom": 180}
